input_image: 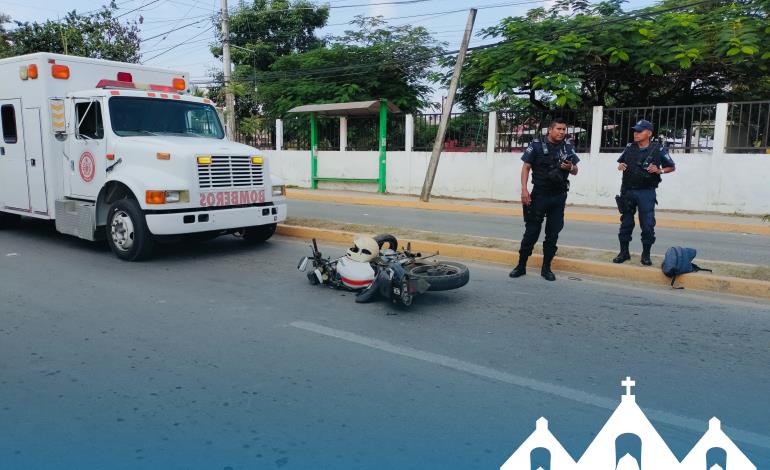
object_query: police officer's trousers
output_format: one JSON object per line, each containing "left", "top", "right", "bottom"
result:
{"left": 520, "top": 190, "right": 567, "bottom": 260}
{"left": 618, "top": 188, "right": 656, "bottom": 245}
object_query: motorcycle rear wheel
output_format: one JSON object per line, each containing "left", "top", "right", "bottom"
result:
{"left": 405, "top": 261, "right": 469, "bottom": 291}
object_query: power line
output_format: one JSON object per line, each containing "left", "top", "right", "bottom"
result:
{"left": 140, "top": 17, "right": 210, "bottom": 42}
{"left": 202, "top": 0, "right": 720, "bottom": 85}
{"left": 141, "top": 34, "right": 215, "bottom": 54}
{"left": 327, "top": 0, "right": 432, "bottom": 8}
{"left": 142, "top": 24, "right": 215, "bottom": 62}
{"left": 12, "top": 0, "right": 137, "bottom": 25}
{"left": 464, "top": 0, "right": 718, "bottom": 53}
{"left": 165, "top": 0, "right": 218, "bottom": 12}
{"left": 325, "top": 0, "right": 549, "bottom": 27}
{"left": 114, "top": 0, "right": 163, "bottom": 19}
{"left": 142, "top": 0, "right": 200, "bottom": 46}
{"left": 139, "top": 13, "right": 212, "bottom": 25}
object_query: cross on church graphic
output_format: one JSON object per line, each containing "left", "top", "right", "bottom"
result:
{"left": 500, "top": 377, "right": 756, "bottom": 470}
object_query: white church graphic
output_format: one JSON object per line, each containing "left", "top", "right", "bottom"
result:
{"left": 500, "top": 377, "right": 756, "bottom": 470}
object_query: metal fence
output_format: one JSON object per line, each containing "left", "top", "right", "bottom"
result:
{"left": 248, "top": 102, "right": 770, "bottom": 154}
{"left": 601, "top": 104, "right": 717, "bottom": 153}
{"left": 316, "top": 116, "right": 340, "bottom": 151}
{"left": 329, "top": 116, "right": 407, "bottom": 151}
{"left": 282, "top": 116, "right": 310, "bottom": 150}
{"left": 414, "top": 112, "right": 489, "bottom": 152}
{"left": 386, "top": 116, "right": 406, "bottom": 151}
{"left": 496, "top": 109, "right": 592, "bottom": 153}
{"left": 726, "top": 101, "right": 770, "bottom": 153}
{"left": 234, "top": 120, "right": 275, "bottom": 150}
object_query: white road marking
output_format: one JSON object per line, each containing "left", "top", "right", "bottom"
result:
{"left": 290, "top": 320, "right": 770, "bottom": 450}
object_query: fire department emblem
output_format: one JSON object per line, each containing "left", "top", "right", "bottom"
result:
{"left": 79, "top": 151, "right": 95, "bottom": 182}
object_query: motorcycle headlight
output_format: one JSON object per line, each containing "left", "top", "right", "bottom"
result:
{"left": 272, "top": 185, "right": 286, "bottom": 197}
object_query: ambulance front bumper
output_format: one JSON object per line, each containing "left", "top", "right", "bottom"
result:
{"left": 145, "top": 203, "right": 287, "bottom": 235}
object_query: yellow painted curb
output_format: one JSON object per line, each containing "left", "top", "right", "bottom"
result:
{"left": 277, "top": 224, "right": 770, "bottom": 301}
{"left": 287, "top": 190, "right": 770, "bottom": 236}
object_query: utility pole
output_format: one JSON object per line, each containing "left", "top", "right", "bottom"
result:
{"left": 59, "top": 18, "right": 68, "bottom": 55}
{"left": 420, "top": 8, "right": 476, "bottom": 202}
{"left": 220, "top": 0, "right": 236, "bottom": 140}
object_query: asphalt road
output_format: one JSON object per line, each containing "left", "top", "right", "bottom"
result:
{"left": 1, "top": 221, "right": 769, "bottom": 469}
{"left": 287, "top": 199, "right": 770, "bottom": 266}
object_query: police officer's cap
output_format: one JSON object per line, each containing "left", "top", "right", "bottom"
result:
{"left": 632, "top": 119, "right": 653, "bottom": 132}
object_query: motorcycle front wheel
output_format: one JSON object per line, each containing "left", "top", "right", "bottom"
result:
{"left": 405, "top": 261, "right": 470, "bottom": 291}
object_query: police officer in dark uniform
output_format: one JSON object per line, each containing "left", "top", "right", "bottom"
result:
{"left": 510, "top": 118, "right": 579, "bottom": 281}
{"left": 612, "top": 119, "right": 676, "bottom": 265}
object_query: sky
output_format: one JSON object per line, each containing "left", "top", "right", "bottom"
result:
{"left": 1, "top": 0, "right": 656, "bottom": 103}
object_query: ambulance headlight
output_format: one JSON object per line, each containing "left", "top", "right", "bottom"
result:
{"left": 164, "top": 190, "right": 189, "bottom": 203}
{"left": 272, "top": 185, "right": 286, "bottom": 197}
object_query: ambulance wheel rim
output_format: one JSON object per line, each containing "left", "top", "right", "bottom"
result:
{"left": 110, "top": 210, "right": 135, "bottom": 251}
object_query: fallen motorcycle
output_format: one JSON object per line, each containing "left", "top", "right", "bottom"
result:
{"left": 297, "top": 234, "right": 470, "bottom": 306}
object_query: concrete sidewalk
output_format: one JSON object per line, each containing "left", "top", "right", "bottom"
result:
{"left": 287, "top": 188, "right": 770, "bottom": 236}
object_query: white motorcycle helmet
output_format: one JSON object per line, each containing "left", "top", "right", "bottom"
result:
{"left": 336, "top": 257, "right": 375, "bottom": 289}
{"left": 346, "top": 235, "right": 379, "bottom": 263}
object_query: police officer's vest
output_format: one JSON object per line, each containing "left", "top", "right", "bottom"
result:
{"left": 621, "top": 143, "right": 663, "bottom": 190}
{"left": 530, "top": 140, "right": 575, "bottom": 194}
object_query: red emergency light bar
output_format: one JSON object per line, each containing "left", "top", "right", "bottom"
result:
{"left": 96, "top": 79, "right": 136, "bottom": 89}
{"left": 95, "top": 80, "right": 180, "bottom": 93}
{"left": 149, "top": 84, "right": 177, "bottom": 92}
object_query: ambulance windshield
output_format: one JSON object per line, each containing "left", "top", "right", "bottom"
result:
{"left": 109, "top": 97, "right": 224, "bottom": 139}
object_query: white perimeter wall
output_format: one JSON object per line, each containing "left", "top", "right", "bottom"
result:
{"left": 264, "top": 104, "right": 770, "bottom": 215}
{"left": 264, "top": 149, "right": 770, "bottom": 215}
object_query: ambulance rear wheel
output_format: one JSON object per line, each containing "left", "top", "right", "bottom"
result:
{"left": 0, "top": 212, "right": 21, "bottom": 229}
{"left": 240, "top": 223, "right": 276, "bottom": 243}
{"left": 106, "top": 198, "right": 155, "bottom": 261}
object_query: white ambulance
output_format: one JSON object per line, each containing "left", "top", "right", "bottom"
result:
{"left": 0, "top": 53, "right": 287, "bottom": 260}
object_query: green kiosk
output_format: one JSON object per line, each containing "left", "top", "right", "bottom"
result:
{"left": 287, "top": 100, "right": 401, "bottom": 193}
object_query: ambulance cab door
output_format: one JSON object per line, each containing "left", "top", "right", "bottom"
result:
{"left": 67, "top": 97, "right": 105, "bottom": 200}
{"left": 0, "top": 99, "right": 30, "bottom": 211}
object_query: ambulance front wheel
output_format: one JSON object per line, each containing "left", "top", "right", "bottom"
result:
{"left": 106, "top": 198, "right": 156, "bottom": 261}
{"left": 240, "top": 223, "right": 277, "bottom": 243}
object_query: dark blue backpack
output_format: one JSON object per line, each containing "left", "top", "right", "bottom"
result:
{"left": 661, "top": 246, "right": 711, "bottom": 287}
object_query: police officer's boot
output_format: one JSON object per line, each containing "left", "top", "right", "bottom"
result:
{"left": 641, "top": 244, "right": 653, "bottom": 266}
{"left": 613, "top": 242, "right": 631, "bottom": 264}
{"left": 509, "top": 254, "right": 528, "bottom": 278}
{"left": 540, "top": 256, "right": 556, "bottom": 282}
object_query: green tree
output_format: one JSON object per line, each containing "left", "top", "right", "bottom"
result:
{"left": 252, "top": 16, "right": 445, "bottom": 119}
{"left": 0, "top": 13, "right": 13, "bottom": 58}
{"left": 8, "top": 2, "right": 141, "bottom": 62}
{"left": 458, "top": 0, "right": 770, "bottom": 110}
{"left": 209, "top": 0, "right": 329, "bottom": 125}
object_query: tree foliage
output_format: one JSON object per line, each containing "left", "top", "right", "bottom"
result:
{"left": 458, "top": 0, "right": 770, "bottom": 110}
{"left": 209, "top": 0, "right": 329, "bottom": 123}
{"left": 3, "top": 2, "right": 141, "bottom": 62}
{"left": 254, "top": 16, "right": 444, "bottom": 118}
{"left": 211, "top": 2, "right": 445, "bottom": 125}
{"left": 0, "top": 14, "right": 12, "bottom": 58}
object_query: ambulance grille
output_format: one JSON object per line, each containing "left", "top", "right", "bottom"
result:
{"left": 198, "top": 155, "right": 264, "bottom": 189}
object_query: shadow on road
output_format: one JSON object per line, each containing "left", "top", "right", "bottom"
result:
{"left": 5, "top": 216, "right": 275, "bottom": 262}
